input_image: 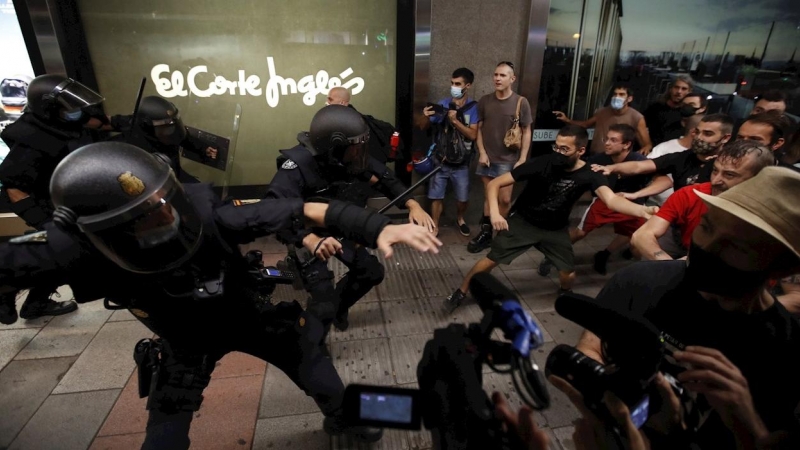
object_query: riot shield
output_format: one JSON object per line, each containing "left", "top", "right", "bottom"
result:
{"left": 178, "top": 102, "right": 242, "bottom": 200}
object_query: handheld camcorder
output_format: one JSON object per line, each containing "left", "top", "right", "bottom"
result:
{"left": 545, "top": 292, "right": 712, "bottom": 446}
{"left": 343, "top": 273, "right": 551, "bottom": 450}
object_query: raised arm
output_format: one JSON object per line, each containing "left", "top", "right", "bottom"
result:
{"left": 592, "top": 159, "right": 658, "bottom": 177}
{"left": 623, "top": 175, "right": 674, "bottom": 201}
{"left": 631, "top": 215, "right": 674, "bottom": 260}
{"left": 595, "top": 186, "right": 658, "bottom": 219}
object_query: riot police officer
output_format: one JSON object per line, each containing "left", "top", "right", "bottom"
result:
{"left": 0, "top": 142, "right": 441, "bottom": 449}
{"left": 109, "top": 96, "right": 219, "bottom": 183}
{"left": 266, "top": 105, "right": 435, "bottom": 332}
{"left": 0, "top": 74, "right": 106, "bottom": 322}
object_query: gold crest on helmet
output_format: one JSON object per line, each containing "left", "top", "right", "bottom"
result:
{"left": 118, "top": 172, "right": 145, "bottom": 196}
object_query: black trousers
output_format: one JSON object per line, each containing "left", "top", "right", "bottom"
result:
{"left": 138, "top": 301, "right": 344, "bottom": 450}
{"left": 301, "top": 239, "right": 385, "bottom": 331}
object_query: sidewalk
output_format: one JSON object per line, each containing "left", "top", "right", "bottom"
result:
{"left": 0, "top": 223, "right": 627, "bottom": 450}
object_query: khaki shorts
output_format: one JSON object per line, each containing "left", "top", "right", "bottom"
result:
{"left": 487, "top": 214, "right": 575, "bottom": 272}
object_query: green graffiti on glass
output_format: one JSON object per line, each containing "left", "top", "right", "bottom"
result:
{"left": 377, "top": 32, "right": 387, "bottom": 42}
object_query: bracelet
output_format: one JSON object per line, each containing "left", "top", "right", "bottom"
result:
{"left": 313, "top": 237, "right": 329, "bottom": 256}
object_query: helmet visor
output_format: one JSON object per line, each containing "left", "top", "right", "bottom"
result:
{"left": 334, "top": 131, "right": 369, "bottom": 173}
{"left": 153, "top": 114, "right": 187, "bottom": 146}
{"left": 85, "top": 186, "right": 202, "bottom": 273}
{"left": 52, "top": 79, "right": 105, "bottom": 111}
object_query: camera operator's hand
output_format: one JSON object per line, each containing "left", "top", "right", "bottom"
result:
{"left": 675, "top": 346, "right": 769, "bottom": 445}
{"left": 492, "top": 392, "right": 550, "bottom": 450}
{"left": 644, "top": 373, "right": 685, "bottom": 436}
{"left": 550, "top": 376, "right": 651, "bottom": 450}
{"left": 376, "top": 224, "right": 442, "bottom": 259}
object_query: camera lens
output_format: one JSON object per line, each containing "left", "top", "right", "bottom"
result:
{"left": 545, "top": 344, "right": 606, "bottom": 399}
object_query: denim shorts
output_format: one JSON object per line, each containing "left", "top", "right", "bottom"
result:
{"left": 475, "top": 162, "right": 514, "bottom": 178}
{"left": 427, "top": 164, "right": 470, "bottom": 202}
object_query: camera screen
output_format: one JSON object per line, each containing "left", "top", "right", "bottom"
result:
{"left": 265, "top": 268, "right": 282, "bottom": 277}
{"left": 630, "top": 395, "right": 650, "bottom": 429}
{"left": 360, "top": 392, "right": 414, "bottom": 424}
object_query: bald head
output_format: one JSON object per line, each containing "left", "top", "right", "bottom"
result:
{"left": 326, "top": 87, "right": 350, "bottom": 106}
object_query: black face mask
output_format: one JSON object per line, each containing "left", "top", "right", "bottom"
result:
{"left": 685, "top": 241, "right": 768, "bottom": 296}
{"left": 679, "top": 105, "right": 699, "bottom": 118}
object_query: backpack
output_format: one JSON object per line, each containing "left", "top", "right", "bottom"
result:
{"left": 361, "top": 114, "right": 403, "bottom": 164}
{"left": 434, "top": 101, "right": 477, "bottom": 166}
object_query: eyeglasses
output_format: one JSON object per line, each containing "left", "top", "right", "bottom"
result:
{"left": 551, "top": 144, "right": 573, "bottom": 154}
{"left": 498, "top": 61, "right": 515, "bottom": 70}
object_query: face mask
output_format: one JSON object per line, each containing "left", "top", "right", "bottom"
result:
{"left": 610, "top": 97, "right": 626, "bottom": 110}
{"left": 62, "top": 110, "right": 84, "bottom": 122}
{"left": 136, "top": 207, "right": 181, "bottom": 249}
{"left": 684, "top": 241, "right": 767, "bottom": 296}
{"left": 451, "top": 86, "right": 465, "bottom": 99}
{"left": 691, "top": 137, "right": 723, "bottom": 156}
{"left": 679, "top": 105, "right": 699, "bottom": 118}
{"left": 551, "top": 152, "right": 571, "bottom": 167}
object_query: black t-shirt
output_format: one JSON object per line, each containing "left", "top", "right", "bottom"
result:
{"left": 653, "top": 151, "right": 713, "bottom": 191}
{"left": 595, "top": 261, "right": 800, "bottom": 449}
{"left": 589, "top": 152, "right": 651, "bottom": 204}
{"left": 510, "top": 154, "right": 608, "bottom": 230}
{"left": 643, "top": 102, "right": 683, "bottom": 146}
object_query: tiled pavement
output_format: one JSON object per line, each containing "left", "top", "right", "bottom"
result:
{"left": 0, "top": 219, "right": 630, "bottom": 450}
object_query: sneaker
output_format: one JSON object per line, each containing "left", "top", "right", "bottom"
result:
{"left": 19, "top": 292, "right": 78, "bottom": 320}
{"left": 593, "top": 250, "right": 611, "bottom": 275}
{"left": 537, "top": 257, "right": 553, "bottom": 277}
{"left": 467, "top": 230, "right": 492, "bottom": 253}
{"left": 457, "top": 221, "right": 471, "bottom": 237}
{"left": 445, "top": 289, "right": 467, "bottom": 310}
{"left": 323, "top": 412, "right": 383, "bottom": 443}
{"left": 0, "top": 292, "right": 18, "bottom": 325}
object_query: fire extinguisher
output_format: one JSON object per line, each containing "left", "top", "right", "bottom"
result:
{"left": 390, "top": 131, "right": 400, "bottom": 160}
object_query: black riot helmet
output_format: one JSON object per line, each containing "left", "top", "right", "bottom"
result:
{"left": 25, "top": 74, "right": 104, "bottom": 122}
{"left": 50, "top": 142, "right": 203, "bottom": 274}
{"left": 136, "top": 96, "right": 187, "bottom": 146}
{"left": 308, "top": 105, "right": 369, "bottom": 172}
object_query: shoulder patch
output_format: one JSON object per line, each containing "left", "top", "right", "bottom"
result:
{"left": 232, "top": 199, "right": 261, "bottom": 207}
{"left": 10, "top": 231, "right": 48, "bottom": 244}
{"left": 281, "top": 159, "right": 298, "bottom": 170}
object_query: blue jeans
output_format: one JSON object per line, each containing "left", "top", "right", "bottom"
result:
{"left": 427, "top": 164, "right": 470, "bottom": 202}
{"left": 475, "top": 162, "right": 514, "bottom": 178}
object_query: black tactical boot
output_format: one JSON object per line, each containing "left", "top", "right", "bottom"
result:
{"left": 0, "top": 292, "right": 18, "bottom": 325}
{"left": 19, "top": 289, "right": 78, "bottom": 320}
{"left": 467, "top": 223, "right": 493, "bottom": 253}
{"left": 323, "top": 411, "right": 383, "bottom": 443}
{"left": 333, "top": 310, "right": 350, "bottom": 331}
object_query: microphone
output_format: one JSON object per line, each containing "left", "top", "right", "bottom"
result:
{"left": 469, "top": 272, "right": 519, "bottom": 312}
{"left": 554, "top": 292, "right": 662, "bottom": 356}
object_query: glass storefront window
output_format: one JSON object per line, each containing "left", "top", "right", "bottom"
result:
{"left": 78, "top": 0, "right": 397, "bottom": 186}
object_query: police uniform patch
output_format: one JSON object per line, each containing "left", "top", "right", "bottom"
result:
{"left": 281, "top": 159, "right": 298, "bottom": 170}
{"left": 118, "top": 172, "right": 145, "bottom": 196}
{"left": 232, "top": 199, "right": 261, "bottom": 206}
{"left": 130, "top": 308, "right": 149, "bottom": 318}
{"left": 9, "top": 231, "right": 47, "bottom": 244}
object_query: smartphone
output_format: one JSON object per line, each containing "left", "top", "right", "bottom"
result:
{"left": 426, "top": 102, "right": 445, "bottom": 115}
{"left": 343, "top": 384, "right": 423, "bottom": 430}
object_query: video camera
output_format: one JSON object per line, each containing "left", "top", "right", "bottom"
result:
{"left": 343, "top": 273, "right": 551, "bottom": 450}
{"left": 545, "top": 292, "right": 712, "bottom": 446}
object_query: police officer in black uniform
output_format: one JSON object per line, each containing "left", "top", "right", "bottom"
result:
{"left": 109, "top": 96, "right": 219, "bottom": 183}
{"left": 266, "top": 105, "right": 436, "bottom": 333}
{"left": 0, "top": 142, "right": 441, "bottom": 449}
{"left": 0, "top": 74, "right": 106, "bottom": 322}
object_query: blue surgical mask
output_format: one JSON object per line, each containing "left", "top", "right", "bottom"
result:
{"left": 610, "top": 97, "right": 625, "bottom": 110}
{"left": 451, "top": 86, "right": 465, "bottom": 99}
{"left": 62, "top": 110, "right": 84, "bottom": 121}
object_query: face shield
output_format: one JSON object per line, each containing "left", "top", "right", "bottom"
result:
{"left": 151, "top": 112, "right": 187, "bottom": 146}
{"left": 49, "top": 79, "right": 104, "bottom": 111}
{"left": 331, "top": 131, "right": 370, "bottom": 174}
{"left": 78, "top": 174, "right": 203, "bottom": 274}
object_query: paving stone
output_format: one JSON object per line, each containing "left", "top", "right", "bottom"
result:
{"left": 331, "top": 338, "right": 394, "bottom": 386}
{"left": 9, "top": 389, "right": 121, "bottom": 450}
{"left": 188, "top": 375, "right": 263, "bottom": 450}
{"left": 552, "top": 425, "right": 577, "bottom": 450}
{"left": 15, "top": 309, "right": 113, "bottom": 360}
{"left": 96, "top": 372, "right": 147, "bottom": 437}
{"left": 0, "top": 291, "right": 52, "bottom": 330}
{"left": 382, "top": 297, "right": 483, "bottom": 337}
{"left": 504, "top": 269, "right": 560, "bottom": 305}
{"left": 378, "top": 268, "right": 462, "bottom": 302}
{"left": 330, "top": 301, "right": 387, "bottom": 343}
{"left": 332, "top": 427, "right": 428, "bottom": 450}
{"left": 380, "top": 244, "right": 456, "bottom": 272}
{"left": 107, "top": 309, "right": 137, "bottom": 322}
{"left": 0, "top": 328, "right": 38, "bottom": 372}
{"left": 259, "top": 364, "right": 320, "bottom": 419}
{"left": 536, "top": 312, "right": 585, "bottom": 347}
{"left": 252, "top": 412, "right": 329, "bottom": 449}
{"left": 0, "top": 356, "right": 76, "bottom": 448}
{"left": 388, "top": 334, "right": 433, "bottom": 384}
{"left": 53, "top": 320, "right": 153, "bottom": 394}
{"left": 89, "top": 433, "right": 146, "bottom": 450}
{"left": 212, "top": 351, "right": 267, "bottom": 379}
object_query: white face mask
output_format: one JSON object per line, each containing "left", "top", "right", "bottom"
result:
{"left": 610, "top": 97, "right": 626, "bottom": 110}
{"left": 451, "top": 86, "right": 465, "bottom": 98}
